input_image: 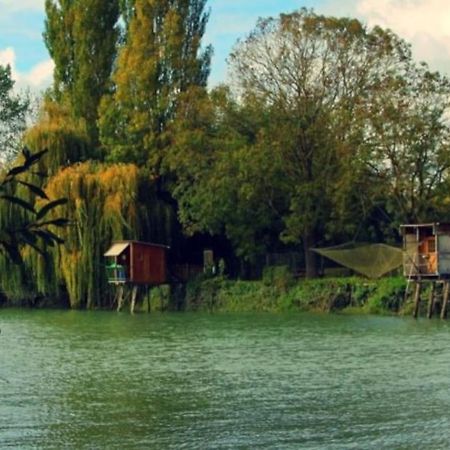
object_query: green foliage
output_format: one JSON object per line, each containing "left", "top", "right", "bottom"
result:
{"left": 147, "top": 285, "right": 172, "bottom": 312}
{"left": 165, "top": 86, "right": 286, "bottom": 262}
{"left": 0, "top": 64, "right": 30, "bottom": 163}
{"left": 99, "top": 0, "right": 212, "bottom": 169}
{"left": 361, "top": 277, "right": 407, "bottom": 314}
{"left": 262, "top": 265, "right": 294, "bottom": 292}
{"left": 186, "top": 275, "right": 280, "bottom": 312}
{"left": 0, "top": 148, "right": 67, "bottom": 263}
{"left": 0, "top": 148, "right": 68, "bottom": 303}
{"left": 24, "top": 100, "right": 92, "bottom": 176}
{"left": 44, "top": 0, "right": 120, "bottom": 144}
{"left": 184, "top": 275, "right": 407, "bottom": 314}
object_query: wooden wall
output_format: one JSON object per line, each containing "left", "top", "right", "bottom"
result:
{"left": 130, "top": 243, "right": 167, "bottom": 285}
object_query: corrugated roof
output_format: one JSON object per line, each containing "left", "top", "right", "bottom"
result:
{"left": 104, "top": 242, "right": 130, "bottom": 257}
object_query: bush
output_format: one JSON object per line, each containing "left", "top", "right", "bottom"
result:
{"left": 262, "top": 265, "right": 294, "bottom": 292}
{"left": 363, "top": 277, "right": 406, "bottom": 314}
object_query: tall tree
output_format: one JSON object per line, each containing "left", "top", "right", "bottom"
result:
{"left": 98, "top": 0, "right": 212, "bottom": 169}
{"left": 44, "top": 0, "right": 120, "bottom": 145}
{"left": 227, "top": 9, "right": 414, "bottom": 276}
{"left": 0, "top": 65, "right": 30, "bottom": 165}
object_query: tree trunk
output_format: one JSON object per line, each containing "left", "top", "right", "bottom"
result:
{"left": 303, "top": 230, "right": 318, "bottom": 278}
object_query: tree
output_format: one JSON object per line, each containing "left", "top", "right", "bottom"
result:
{"left": 44, "top": 0, "right": 120, "bottom": 145}
{"left": 363, "top": 64, "right": 450, "bottom": 226}
{"left": 227, "top": 9, "right": 416, "bottom": 276}
{"left": 165, "top": 86, "right": 289, "bottom": 265}
{"left": 0, "top": 65, "right": 30, "bottom": 164}
{"left": 24, "top": 99, "right": 91, "bottom": 177}
{"left": 99, "top": 0, "right": 212, "bottom": 169}
{"left": 41, "top": 162, "right": 139, "bottom": 308}
{"left": 0, "top": 147, "right": 67, "bottom": 263}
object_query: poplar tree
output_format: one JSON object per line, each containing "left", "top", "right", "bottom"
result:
{"left": 44, "top": 0, "right": 120, "bottom": 145}
{"left": 98, "top": 0, "right": 212, "bottom": 169}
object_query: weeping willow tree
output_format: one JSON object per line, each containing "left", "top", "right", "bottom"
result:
{"left": 24, "top": 100, "right": 92, "bottom": 177}
{"left": 30, "top": 162, "right": 140, "bottom": 309}
{"left": 0, "top": 148, "right": 68, "bottom": 304}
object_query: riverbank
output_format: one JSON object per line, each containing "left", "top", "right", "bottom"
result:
{"left": 178, "top": 273, "right": 410, "bottom": 315}
{"left": 1, "top": 270, "right": 419, "bottom": 316}
{"left": 136, "top": 267, "right": 413, "bottom": 316}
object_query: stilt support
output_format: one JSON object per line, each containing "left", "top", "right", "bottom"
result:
{"left": 427, "top": 282, "right": 436, "bottom": 319}
{"left": 413, "top": 282, "right": 421, "bottom": 319}
{"left": 440, "top": 281, "right": 450, "bottom": 319}
{"left": 116, "top": 285, "right": 125, "bottom": 312}
{"left": 130, "top": 285, "right": 138, "bottom": 314}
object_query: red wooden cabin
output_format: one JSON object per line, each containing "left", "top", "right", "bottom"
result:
{"left": 104, "top": 241, "right": 169, "bottom": 285}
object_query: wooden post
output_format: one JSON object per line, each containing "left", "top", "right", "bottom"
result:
{"left": 413, "top": 282, "right": 421, "bottom": 319}
{"left": 116, "top": 285, "right": 124, "bottom": 312}
{"left": 146, "top": 285, "right": 150, "bottom": 313}
{"left": 427, "top": 282, "right": 436, "bottom": 319}
{"left": 440, "top": 281, "right": 450, "bottom": 319}
{"left": 130, "top": 285, "right": 138, "bottom": 314}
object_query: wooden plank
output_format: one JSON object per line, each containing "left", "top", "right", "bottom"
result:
{"left": 427, "top": 282, "right": 436, "bottom": 319}
{"left": 413, "top": 282, "right": 421, "bottom": 319}
{"left": 116, "top": 285, "right": 124, "bottom": 312}
{"left": 130, "top": 285, "right": 138, "bottom": 314}
{"left": 440, "top": 281, "right": 450, "bottom": 319}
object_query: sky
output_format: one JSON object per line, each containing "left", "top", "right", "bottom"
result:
{"left": 0, "top": 0, "right": 450, "bottom": 92}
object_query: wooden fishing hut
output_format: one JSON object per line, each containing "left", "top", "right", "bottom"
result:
{"left": 104, "top": 240, "right": 169, "bottom": 312}
{"left": 400, "top": 223, "right": 450, "bottom": 319}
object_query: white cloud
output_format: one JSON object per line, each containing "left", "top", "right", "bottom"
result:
{"left": 0, "top": 47, "right": 53, "bottom": 92}
{"left": 355, "top": 0, "right": 450, "bottom": 74}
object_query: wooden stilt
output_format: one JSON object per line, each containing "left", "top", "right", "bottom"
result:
{"left": 146, "top": 285, "right": 150, "bottom": 313}
{"left": 440, "top": 281, "right": 450, "bottom": 319}
{"left": 130, "top": 285, "right": 138, "bottom": 314}
{"left": 116, "top": 285, "right": 125, "bottom": 312}
{"left": 413, "top": 282, "right": 421, "bottom": 319}
{"left": 427, "top": 282, "right": 436, "bottom": 319}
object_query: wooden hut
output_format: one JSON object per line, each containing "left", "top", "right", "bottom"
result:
{"left": 400, "top": 223, "right": 450, "bottom": 279}
{"left": 400, "top": 223, "right": 450, "bottom": 319}
{"left": 104, "top": 240, "right": 169, "bottom": 285}
{"left": 104, "top": 241, "right": 169, "bottom": 312}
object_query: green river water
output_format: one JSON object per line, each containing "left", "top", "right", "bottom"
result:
{"left": 1, "top": 309, "right": 450, "bottom": 449}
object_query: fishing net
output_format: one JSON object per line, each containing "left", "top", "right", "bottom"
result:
{"left": 312, "top": 243, "right": 403, "bottom": 279}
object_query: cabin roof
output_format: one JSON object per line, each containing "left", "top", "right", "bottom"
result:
{"left": 104, "top": 242, "right": 130, "bottom": 257}
{"left": 400, "top": 223, "right": 450, "bottom": 238}
{"left": 114, "top": 240, "right": 170, "bottom": 249}
{"left": 400, "top": 223, "right": 439, "bottom": 229}
{"left": 104, "top": 240, "right": 170, "bottom": 257}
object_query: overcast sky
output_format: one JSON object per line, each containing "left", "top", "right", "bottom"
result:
{"left": 0, "top": 0, "right": 449, "bottom": 92}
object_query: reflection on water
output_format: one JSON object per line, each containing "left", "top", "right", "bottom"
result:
{"left": 1, "top": 309, "right": 450, "bottom": 449}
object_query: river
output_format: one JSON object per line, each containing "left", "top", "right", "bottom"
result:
{"left": 1, "top": 309, "right": 450, "bottom": 449}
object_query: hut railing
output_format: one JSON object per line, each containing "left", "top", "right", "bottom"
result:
{"left": 106, "top": 264, "right": 128, "bottom": 284}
